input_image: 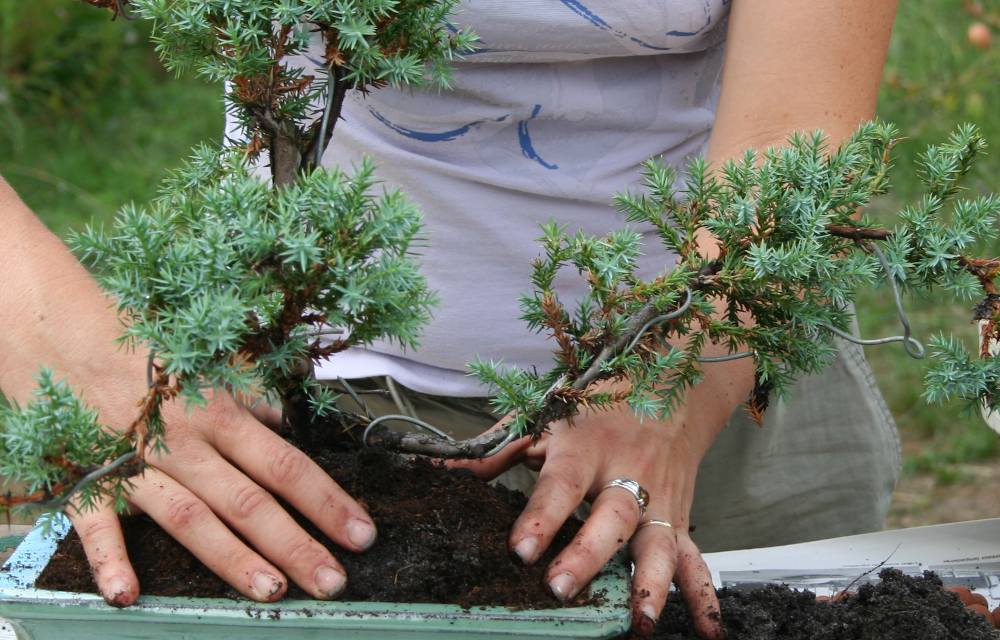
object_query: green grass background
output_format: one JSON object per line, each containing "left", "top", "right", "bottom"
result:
{"left": 1, "top": 2, "right": 998, "bottom": 514}
{"left": 858, "top": 1, "right": 1000, "bottom": 487}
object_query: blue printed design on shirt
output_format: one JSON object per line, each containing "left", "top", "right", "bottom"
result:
{"left": 367, "top": 108, "right": 511, "bottom": 142}
{"left": 368, "top": 105, "right": 559, "bottom": 171}
{"left": 665, "top": 11, "right": 713, "bottom": 37}
{"left": 558, "top": 0, "right": 715, "bottom": 51}
{"left": 518, "top": 104, "right": 558, "bottom": 170}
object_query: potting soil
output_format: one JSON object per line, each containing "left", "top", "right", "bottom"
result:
{"left": 642, "top": 568, "right": 998, "bottom": 640}
{"left": 36, "top": 446, "right": 590, "bottom": 609}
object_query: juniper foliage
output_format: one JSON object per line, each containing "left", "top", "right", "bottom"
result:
{"left": 0, "top": 371, "right": 134, "bottom": 517}
{"left": 127, "top": 0, "right": 475, "bottom": 183}
{"left": 468, "top": 123, "right": 1000, "bottom": 441}
{"left": 0, "top": 0, "right": 465, "bottom": 516}
{"left": 71, "top": 147, "right": 435, "bottom": 410}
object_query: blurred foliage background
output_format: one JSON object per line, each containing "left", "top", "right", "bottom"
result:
{"left": 0, "top": 1, "right": 221, "bottom": 234}
{"left": 1, "top": 1, "right": 998, "bottom": 525}
{"left": 858, "top": 0, "right": 1000, "bottom": 525}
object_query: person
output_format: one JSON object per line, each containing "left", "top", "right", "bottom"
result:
{"left": 0, "top": 1, "right": 899, "bottom": 637}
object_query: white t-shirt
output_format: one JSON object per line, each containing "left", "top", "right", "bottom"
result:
{"left": 262, "top": 1, "right": 732, "bottom": 395}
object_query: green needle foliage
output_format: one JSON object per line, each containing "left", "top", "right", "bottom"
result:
{"left": 0, "top": 0, "right": 466, "bottom": 517}
{"left": 137, "top": 0, "right": 473, "bottom": 88}
{"left": 467, "top": 123, "right": 1000, "bottom": 444}
{"left": 0, "top": 369, "right": 138, "bottom": 528}
{"left": 71, "top": 147, "right": 435, "bottom": 411}
{"left": 128, "top": 0, "right": 475, "bottom": 183}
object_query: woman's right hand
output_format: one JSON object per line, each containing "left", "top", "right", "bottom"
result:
{"left": 69, "top": 389, "right": 377, "bottom": 606}
{"left": 1, "top": 178, "right": 375, "bottom": 605}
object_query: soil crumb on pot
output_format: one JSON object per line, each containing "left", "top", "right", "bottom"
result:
{"left": 36, "top": 447, "right": 593, "bottom": 609}
{"left": 646, "top": 569, "right": 999, "bottom": 640}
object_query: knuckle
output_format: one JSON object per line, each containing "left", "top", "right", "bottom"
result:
{"left": 318, "top": 492, "right": 353, "bottom": 523}
{"left": 284, "top": 535, "right": 324, "bottom": 566}
{"left": 268, "top": 443, "right": 309, "bottom": 485}
{"left": 541, "top": 467, "right": 585, "bottom": 501}
{"left": 77, "top": 516, "right": 118, "bottom": 543}
{"left": 165, "top": 496, "right": 209, "bottom": 530}
{"left": 198, "top": 394, "right": 237, "bottom": 425}
{"left": 218, "top": 546, "right": 257, "bottom": 573}
{"left": 565, "top": 536, "right": 603, "bottom": 570}
{"left": 154, "top": 435, "right": 207, "bottom": 465}
{"left": 649, "top": 535, "right": 679, "bottom": 559}
{"left": 640, "top": 541, "right": 678, "bottom": 577}
{"left": 231, "top": 483, "right": 271, "bottom": 520}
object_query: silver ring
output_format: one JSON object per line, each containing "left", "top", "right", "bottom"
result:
{"left": 639, "top": 519, "right": 674, "bottom": 531}
{"left": 602, "top": 478, "right": 649, "bottom": 516}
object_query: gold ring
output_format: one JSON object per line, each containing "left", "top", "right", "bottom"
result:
{"left": 639, "top": 519, "right": 674, "bottom": 531}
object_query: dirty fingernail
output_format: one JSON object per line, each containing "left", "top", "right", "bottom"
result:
{"left": 637, "top": 603, "right": 658, "bottom": 634}
{"left": 347, "top": 518, "right": 376, "bottom": 550}
{"left": 315, "top": 565, "right": 347, "bottom": 598}
{"left": 514, "top": 537, "right": 539, "bottom": 564}
{"left": 251, "top": 571, "right": 283, "bottom": 600}
{"left": 548, "top": 572, "right": 577, "bottom": 601}
{"left": 104, "top": 576, "right": 132, "bottom": 607}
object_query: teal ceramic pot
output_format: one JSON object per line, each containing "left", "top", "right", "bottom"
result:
{"left": 0, "top": 517, "right": 631, "bottom": 639}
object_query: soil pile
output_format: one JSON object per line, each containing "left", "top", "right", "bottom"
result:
{"left": 648, "top": 568, "right": 999, "bottom": 640}
{"left": 36, "top": 446, "right": 587, "bottom": 609}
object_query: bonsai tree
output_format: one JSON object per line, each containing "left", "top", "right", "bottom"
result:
{"left": 3, "top": 0, "right": 1000, "bottom": 535}
{"left": 368, "top": 122, "right": 1000, "bottom": 459}
{"left": 0, "top": 0, "right": 473, "bottom": 518}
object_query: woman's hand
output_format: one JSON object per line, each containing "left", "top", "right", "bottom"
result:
{"left": 68, "top": 389, "right": 377, "bottom": 606}
{"left": 449, "top": 374, "right": 748, "bottom": 639}
{"left": 1, "top": 179, "right": 375, "bottom": 606}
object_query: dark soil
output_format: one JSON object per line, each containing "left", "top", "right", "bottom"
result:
{"left": 30, "top": 436, "right": 1000, "bottom": 638}
{"left": 645, "top": 569, "right": 999, "bottom": 640}
{"left": 36, "top": 445, "right": 589, "bottom": 609}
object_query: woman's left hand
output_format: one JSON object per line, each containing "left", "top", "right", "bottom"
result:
{"left": 449, "top": 380, "right": 733, "bottom": 639}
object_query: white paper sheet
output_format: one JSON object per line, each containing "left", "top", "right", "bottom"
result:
{"left": 703, "top": 518, "right": 1000, "bottom": 607}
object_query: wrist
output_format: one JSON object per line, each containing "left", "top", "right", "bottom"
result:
{"left": 0, "top": 181, "right": 147, "bottom": 411}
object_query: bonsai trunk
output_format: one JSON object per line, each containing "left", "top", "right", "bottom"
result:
{"left": 280, "top": 356, "right": 321, "bottom": 446}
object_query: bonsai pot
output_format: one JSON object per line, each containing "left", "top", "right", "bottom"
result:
{"left": 0, "top": 516, "right": 631, "bottom": 640}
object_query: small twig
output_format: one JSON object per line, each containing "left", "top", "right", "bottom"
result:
{"left": 0, "top": 485, "right": 64, "bottom": 508}
{"left": 372, "top": 280, "right": 702, "bottom": 457}
{"left": 113, "top": 0, "right": 137, "bottom": 20}
{"left": 698, "top": 351, "right": 755, "bottom": 363}
{"left": 623, "top": 289, "right": 693, "bottom": 354}
{"left": 958, "top": 256, "right": 1000, "bottom": 296}
{"left": 338, "top": 378, "right": 374, "bottom": 420}
{"left": 826, "top": 223, "right": 892, "bottom": 241}
{"left": 393, "top": 563, "right": 415, "bottom": 585}
{"left": 78, "top": 0, "right": 135, "bottom": 20}
{"left": 129, "top": 353, "right": 174, "bottom": 459}
{"left": 838, "top": 544, "right": 901, "bottom": 596}
{"left": 303, "top": 62, "right": 350, "bottom": 172}
{"left": 827, "top": 224, "right": 1000, "bottom": 299}
{"left": 365, "top": 425, "right": 512, "bottom": 459}
{"left": 49, "top": 452, "right": 142, "bottom": 511}
{"left": 0, "top": 451, "right": 141, "bottom": 510}
{"left": 146, "top": 350, "right": 156, "bottom": 390}
{"left": 314, "top": 65, "right": 339, "bottom": 167}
